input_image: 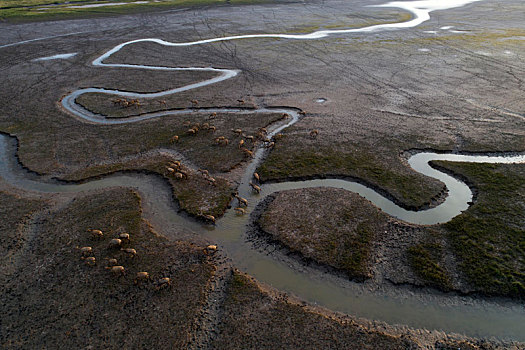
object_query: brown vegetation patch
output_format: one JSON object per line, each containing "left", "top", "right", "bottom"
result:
{"left": 257, "top": 187, "right": 388, "bottom": 280}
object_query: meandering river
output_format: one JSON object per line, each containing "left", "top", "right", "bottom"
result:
{"left": 4, "top": 0, "right": 525, "bottom": 341}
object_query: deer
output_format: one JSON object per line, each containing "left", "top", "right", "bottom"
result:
{"left": 234, "top": 207, "right": 246, "bottom": 215}
{"left": 79, "top": 246, "right": 92, "bottom": 256}
{"left": 107, "top": 265, "right": 125, "bottom": 277}
{"left": 156, "top": 277, "right": 171, "bottom": 290}
{"left": 241, "top": 148, "right": 253, "bottom": 158}
{"left": 249, "top": 182, "right": 261, "bottom": 193}
{"left": 204, "top": 245, "right": 217, "bottom": 254}
{"left": 109, "top": 238, "right": 122, "bottom": 249}
{"left": 121, "top": 248, "right": 137, "bottom": 258}
{"left": 204, "top": 215, "right": 215, "bottom": 224}
{"left": 89, "top": 229, "right": 103, "bottom": 240}
{"left": 235, "top": 195, "right": 248, "bottom": 207}
{"left": 84, "top": 257, "right": 96, "bottom": 266}
{"left": 134, "top": 271, "right": 150, "bottom": 285}
{"left": 169, "top": 160, "right": 181, "bottom": 168}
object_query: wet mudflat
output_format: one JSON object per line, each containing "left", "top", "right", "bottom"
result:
{"left": 1, "top": 0, "right": 524, "bottom": 347}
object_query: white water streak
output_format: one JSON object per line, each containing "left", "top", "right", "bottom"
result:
{"left": 33, "top": 53, "right": 77, "bottom": 61}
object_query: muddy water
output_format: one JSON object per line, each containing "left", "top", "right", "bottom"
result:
{"left": 5, "top": 0, "right": 525, "bottom": 341}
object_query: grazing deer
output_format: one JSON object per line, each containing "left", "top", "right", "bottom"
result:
{"left": 121, "top": 248, "right": 137, "bottom": 258}
{"left": 79, "top": 246, "right": 92, "bottom": 256}
{"left": 156, "top": 277, "right": 171, "bottom": 290}
{"left": 134, "top": 272, "right": 150, "bottom": 284}
{"left": 106, "top": 265, "right": 125, "bottom": 277}
{"left": 234, "top": 207, "right": 246, "bottom": 215}
{"left": 90, "top": 229, "right": 103, "bottom": 240}
{"left": 84, "top": 257, "right": 96, "bottom": 266}
{"left": 249, "top": 182, "right": 261, "bottom": 193}
{"left": 241, "top": 148, "right": 253, "bottom": 158}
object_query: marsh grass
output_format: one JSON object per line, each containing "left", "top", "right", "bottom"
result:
{"left": 434, "top": 161, "right": 525, "bottom": 298}
{"left": 407, "top": 243, "right": 452, "bottom": 291}
{"left": 257, "top": 136, "right": 445, "bottom": 209}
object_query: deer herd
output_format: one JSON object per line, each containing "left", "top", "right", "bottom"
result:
{"left": 155, "top": 104, "right": 318, "bottom": 227}
{"left": 78, "top": 229, "right": 172, "bottom": 290}
{"left": 111, "top": 99, "right": 317, "bottom": 226}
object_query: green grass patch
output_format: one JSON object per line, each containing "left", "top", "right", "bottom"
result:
{"left": 66, "top": 154, "right": 235, "bottom": 218}
{"left": 434, "top": 161, "right": 525, "bottom": 298}
{"left": 257, "top": 138, "right": 444, "bottom": 209}
{"left": 407, "top": 243, "right": 451, "bottom": 291}
{"left": 0, "top": 0, "right": 273, "bottom": 22}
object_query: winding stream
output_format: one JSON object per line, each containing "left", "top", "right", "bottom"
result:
{"left": 5, "top": 0, "right": 525, "bottom": 342}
